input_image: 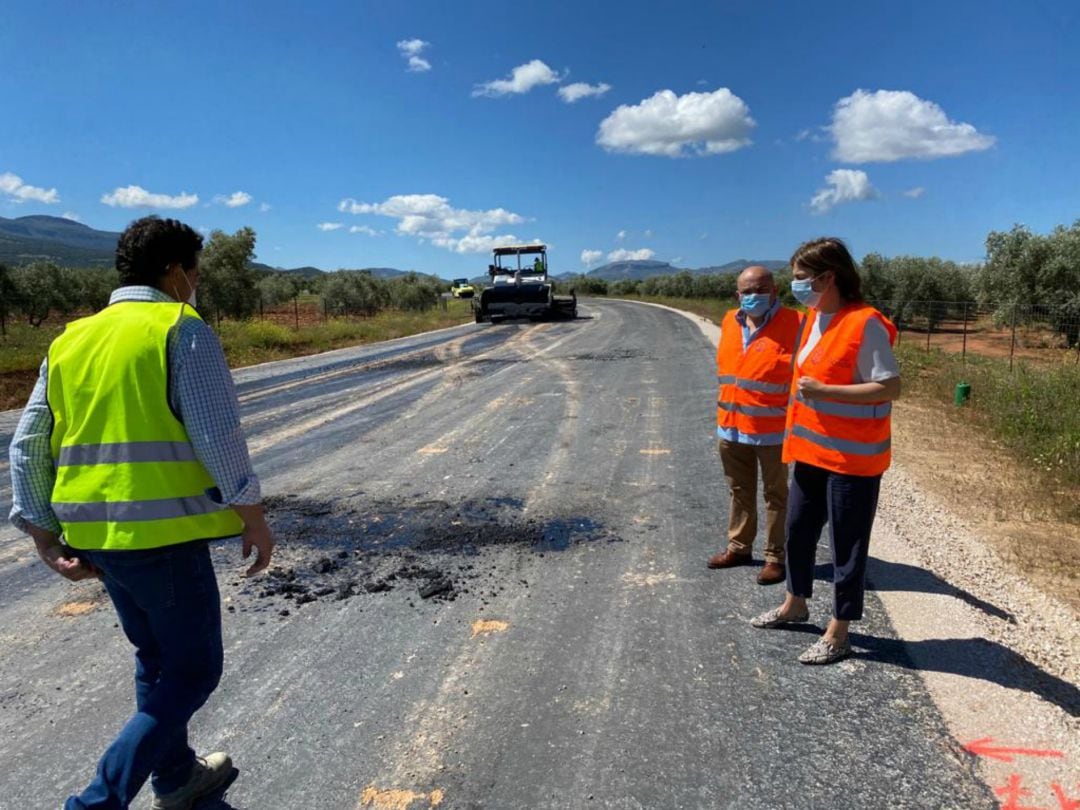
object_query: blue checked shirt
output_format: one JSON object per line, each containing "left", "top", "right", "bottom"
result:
{"left": 8, "top": 286, "right": 260, "bottom": 536}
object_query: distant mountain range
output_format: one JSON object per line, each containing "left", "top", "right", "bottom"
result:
{"left": 0, "top": 215, "right": 120, "bottom": 267}
{"left": 574, "top": 258, "right": 788, "bottom": 282}
{"left": 0, "top": 216, "right": 786, "bottom": 283}
{"left": 0, "top": 217, "right": 415, "bottom": 279}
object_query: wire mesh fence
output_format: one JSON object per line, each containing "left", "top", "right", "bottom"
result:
{"left": 869, "top": 300, "right": 1080, "bottom": 368}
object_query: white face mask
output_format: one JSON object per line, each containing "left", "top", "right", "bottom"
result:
{"left": 173, "top": 270, "right": 197, "bottom": 308}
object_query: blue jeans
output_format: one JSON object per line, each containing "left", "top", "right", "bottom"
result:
{"left": 66, "top": 541, "right": 224, "bottom": 810}
{"left": 784, "top": 461, "right": 882, "bottom": 621}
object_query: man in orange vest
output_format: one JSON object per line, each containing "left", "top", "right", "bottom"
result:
{"left": 708, "top": 266, "right": 801, "bottom": 584}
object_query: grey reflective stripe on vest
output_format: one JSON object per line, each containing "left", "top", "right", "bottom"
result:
{"left": 717, "top": 375, "right": 788, "bottom": 395}
{"left": 52, "top": 495, "right": 223, "bottom": 523}
{"left": 716, "top": 400, "right": 787, "bottom": 418}
{"left": 795, "top": 393, "right": 892, "bottom": 419}
{"left": 790, "top": 423, "right": 891, "bottom": 456}
{"left": 57, "top": 441, "right": 197, "bottom": 467}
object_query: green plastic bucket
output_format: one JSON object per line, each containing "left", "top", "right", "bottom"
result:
{"left": 954, "top": 382, "right": 971, "bottom": 406}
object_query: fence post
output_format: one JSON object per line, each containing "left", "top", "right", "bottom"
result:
{"left": 1009, "top": 306, "right": 1018, "bottom": 372}
{"left": 926, "top": 303, "right": 932, "bottom": 351}
{"left": 294, "top": 296, "right": 299, "bottom": 330}
{"left": 961, "top": 301, "right": 969, "bottom": 362}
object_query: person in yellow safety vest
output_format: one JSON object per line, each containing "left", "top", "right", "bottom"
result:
{"left": 751, "top": 237, "right": 901, "bottom": 666}
{"left": 533, "top": 256, "right": 544, "bottom": 273}
{"left": 7, "top": 216, "right": 275, "bottom": 809}
{"left": 708, "top": 266, "right": 801, "bottom": 585}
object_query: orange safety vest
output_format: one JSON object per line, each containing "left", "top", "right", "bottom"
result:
{"left": 716, "top": 306, "right": 801, "bottom": 440}
{"left": 783, "top": 303, "right": 898, "bottom": 476}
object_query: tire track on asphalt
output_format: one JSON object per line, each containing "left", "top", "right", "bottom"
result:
{"left": 352, "top": 314, "right": 605, "bottom": 805}
{"left": 238, "top": 332, "right": 480, "bottom": 412}
{"left": 245, "top": 327, "right": 541, "bottom": 457}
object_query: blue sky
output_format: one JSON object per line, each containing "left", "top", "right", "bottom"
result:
{"left": 2, "top": 0, "right": 1077, "bottom": 275}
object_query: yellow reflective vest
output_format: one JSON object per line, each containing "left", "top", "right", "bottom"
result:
{"left": 47, "top": 301, "right": 244, "bottom": 550}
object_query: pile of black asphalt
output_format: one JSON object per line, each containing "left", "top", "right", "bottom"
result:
{"left": 225, "top": 494, "right": 622, "bottom": 617}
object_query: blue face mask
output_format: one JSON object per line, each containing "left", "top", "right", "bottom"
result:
{"left": 791, "top": 277, "right": 822, "bottom": 309}
{"left": 739, "top": 293, "right": 771, "bottom": 317}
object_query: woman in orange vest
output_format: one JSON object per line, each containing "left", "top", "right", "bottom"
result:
{"left": 750, "top": 237, "right": 901, "bottom": 665}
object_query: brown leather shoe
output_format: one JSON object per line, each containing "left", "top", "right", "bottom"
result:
{"left": 707, "top": 550, "right": 753, "bottom": 569}
{"left": 757, "top": 562, "right": 786, "bottom": 585}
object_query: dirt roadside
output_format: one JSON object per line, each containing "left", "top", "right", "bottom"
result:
{"left": 648, "top": 300, "right": 1080, "bottom": 805}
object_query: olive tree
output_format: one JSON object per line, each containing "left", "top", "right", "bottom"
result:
{"left": 0, "top": 262, "right": 16, "bottom": 335}
{"left": 13, "top": 262, "right": 71, "bottom": 327}
{"left": 320, "top": 270, "right": 390, "bottom": 317}
{"left": 200, "top": 227, "right": 259, "bottom": 320}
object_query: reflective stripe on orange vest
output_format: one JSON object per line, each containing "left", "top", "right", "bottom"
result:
{"left": 716, "top": 307, "right": 801, "bottom": 439}
{"left": 782, "top": 304, "right": 897, "bottom": 476}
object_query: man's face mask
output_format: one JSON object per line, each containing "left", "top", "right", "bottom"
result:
{"left": 174, "top": 268, "right": 197, "bottom": 308}
{"left": 738, "top": 292, "right": 771, "bottom": 317}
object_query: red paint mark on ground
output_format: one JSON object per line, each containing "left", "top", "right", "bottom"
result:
{"left": 1049, "top": 783, "right": 1080, "bottom": 810}
{"left": 995, "top": 775, "right": 1046, "bottom": 810}
{"left": 965, "top": 737, "right": 1066, "bottom": 763}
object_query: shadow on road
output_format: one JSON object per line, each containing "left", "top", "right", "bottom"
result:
{"left": 814, "top": 559, "right": 1016, "bottom": 623}
{"left": 804, "top": 560, "right": 1076, "bottom": 714}
{"left": 849, "top": 633, "right": 1080, "bottom": 718}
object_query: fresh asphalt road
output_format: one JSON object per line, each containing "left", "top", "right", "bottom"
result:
{"left": 0, "top": 299, "right": 993, "bottom": 809}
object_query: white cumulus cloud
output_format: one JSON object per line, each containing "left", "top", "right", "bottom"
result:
{"left": 349, "top": 225, "right": 381, "bottom": 236}
{"left": 438, "top": 233, "right": 539, "bottom": 254}
{"left": 396, "top": 39, "right": 432, "bottom": 72}
{"left": 608, "top": 248, "right": 655, "bottom": 262}
{"left": 0, "top": 172, "right": 60, "bottom": 204}
{"left": 397, "top": 39, "right": 427, "bottom": 57}
{"left": 616, "top": 229, "right": 627, "bottom": 241}
{"left": 809, "top": 169, "right": 879, "bottom": 214}
{"left": 581, "top": 249, "right": 604, "bottom": 266}
{"left": 830, "top": 89, "right": 995, "bottom": 163}
{"left": 215, "top": 191, "right": 252, "bottom": 208}
{"left": 473, "top": 60, "right": 563, "bottom": 97}
{"left": 339, "top": 193, "right": 531, "bottom": 254}
{"left": 101, "top": 185, "right": 198, "bottom": 209}
{"left": 317, "top": 222, "right": 344, "bottom": 231}
{"left": 597, "top": 88, "right": 755, "bottom": 157}
{"left": 903, "top": 186, "right": 926, "bottom": 198}
{"left": 61, "top": 212, "right": 82, "bottom": 222}
{"left": 558, "top": 82, "right": 611, "bottom": 103}
{"left": 259, "top": 202, "right": 272, "bottom": 212}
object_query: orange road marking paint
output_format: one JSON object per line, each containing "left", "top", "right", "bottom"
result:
{"left": 471, "top": 619, "right": 509, "bottom": 638}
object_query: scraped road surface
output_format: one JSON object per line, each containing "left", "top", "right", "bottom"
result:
{"left": 0, "top": 300, "right": 993, "bottom": 809}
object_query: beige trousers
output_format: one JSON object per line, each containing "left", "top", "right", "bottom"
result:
{"left": 718, "top": 439, "right": 788, "bottom": 563}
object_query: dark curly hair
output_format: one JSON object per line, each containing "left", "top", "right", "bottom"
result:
{"left": 115, "top": 216, "right": 203, "bottom": 287}
{"left": 790, "top": 237, "right": 864, "bottom": 303}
